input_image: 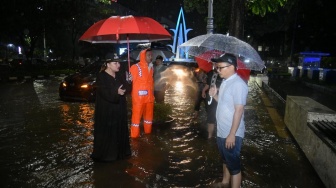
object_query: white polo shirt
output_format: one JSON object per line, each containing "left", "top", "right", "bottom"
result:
{"left": 216, "top": 73, "right": 248, "bottom": 138}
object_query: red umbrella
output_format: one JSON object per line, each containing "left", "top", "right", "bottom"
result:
{"left": 79, "top": 15, "right": 172, "bottom": 69}
{"left": 195, "top": 50, "right": 251, "bottom": 81}
{"left": 194, "top": 57, "right": 213, "bottom": 73}
{"left": 194, "top": 50, "right": 222, "bottom": 73}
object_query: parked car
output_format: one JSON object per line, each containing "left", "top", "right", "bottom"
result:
{"left": 59, "top": 61, "right": 101, "bottom": 101}
{"left": 8, "top": 58, "right": 25, "bottom": 69}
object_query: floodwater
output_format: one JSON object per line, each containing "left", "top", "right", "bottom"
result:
{"left": 0, "top": 74, "right": 325, "bottom": 187}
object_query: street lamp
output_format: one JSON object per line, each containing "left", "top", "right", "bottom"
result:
{"left": 206, "top": 0, "right": 214, "bottom": 34}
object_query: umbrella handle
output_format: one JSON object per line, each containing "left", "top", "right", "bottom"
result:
{"left": 208, "top": 73, "right": 218, "bottom": 105}
{"left": 127, "top": 35, "right": 130, "bottom": 70}
{"left": 208, "top": 97, "right": 213, "bottom": 105}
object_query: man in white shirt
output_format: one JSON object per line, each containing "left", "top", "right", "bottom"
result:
{"left": 209, "top": 53, "right": 248, "bottom": 188}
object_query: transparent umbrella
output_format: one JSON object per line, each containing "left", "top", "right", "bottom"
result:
{"left": 178, "top": 33, "right": 265, "bottom": 71}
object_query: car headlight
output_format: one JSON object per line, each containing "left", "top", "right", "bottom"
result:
{"left": 80, "top": 81, "right": 95, "bottom": 89}
{"left": 80, "top": 84, "right": 89, "bottom": 88}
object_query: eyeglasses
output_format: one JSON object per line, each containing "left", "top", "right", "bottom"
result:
{"left": 216, "top": 65, "right": 231, "bottom": 71}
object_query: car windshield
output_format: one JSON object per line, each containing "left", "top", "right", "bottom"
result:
{"left": 80, "top": 61, "right": 104, "bottom": 74}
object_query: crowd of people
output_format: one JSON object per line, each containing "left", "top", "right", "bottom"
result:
{"left": 90, "top": 49, "right": 248, "bottom": 188}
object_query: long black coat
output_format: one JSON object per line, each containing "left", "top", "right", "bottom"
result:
{"left": 91, "top": 71, "right": 131, "bottom": 162}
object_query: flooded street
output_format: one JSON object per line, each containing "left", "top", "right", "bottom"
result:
{"left": 0, "top": 76, "right": 325, "bottom": 187}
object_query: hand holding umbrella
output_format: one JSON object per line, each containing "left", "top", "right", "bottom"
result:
{"left": 208, "top": 84, "right": 218, "bottom": 104}
{"left": 126, "top": 71, "right": 132, "bottom": 82}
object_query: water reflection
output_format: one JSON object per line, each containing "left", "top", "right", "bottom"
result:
{"left": 174, "top": 81, "right": 184, "bottom": 91}
{"left": 0, "top": 77, "right": 325, "bottom": 187}
{"left": 161, "top": 65, "right": 197, "bottom": 92}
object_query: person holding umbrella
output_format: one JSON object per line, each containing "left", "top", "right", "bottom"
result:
{"left": 153, "top": 55, "right": 167, "bottom": 103}
{"left": 209, "top": 53, "right": 248, "bottom": 188}
{"left": 129, "top": 48, "right": 155, "bottom": 138}
{"left": 91, "top": 54, "right": 132, "bottom": 162}
{"left": 202, "top": 68, "right": 222, "bottom": 139}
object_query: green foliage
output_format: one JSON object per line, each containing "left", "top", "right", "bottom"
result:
{"left": 184, "top": 0, "right": 289, "bottom": 17}
{"left": 154, "top": 103, "right": 173, "bottom": 123}
{"left": 182, "top": 0, "right": 290, "bottom": 36}
{"left": 183, "top": 0, "right": 208, "bottom": 14}
{"left": 247, "top": 0, "right": 288, "bottom": 16}
{"left": 99, "top": 0, "right": 111, "bottom": 4}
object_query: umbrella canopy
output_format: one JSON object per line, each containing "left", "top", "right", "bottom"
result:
{"left": 79, "top": 15, "right": 172, "bottom": 70}
{"left": 194, "top": 50, "right": 251, "bottom": 81}
{"left": 79, "top": 15, "right": 171, "bottom": 43}
{"left": 179, "top": 33, "right": 264, "bottom": 71}
{"left": 194, "top": 56, "right": 213, "bottom": 73}
{"left": 194, "top": 49, "right": 222, "bottom": 73}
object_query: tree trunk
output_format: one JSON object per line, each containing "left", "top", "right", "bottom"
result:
{"left": 229, "top": 0, "right": 245, "bottom": 39}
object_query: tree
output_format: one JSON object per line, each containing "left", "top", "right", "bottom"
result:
{"left": 0, "top": 0, "right": 118, "bottom": 63}
{"left": 183, "top": 0, "right": 289, "bottom": 39}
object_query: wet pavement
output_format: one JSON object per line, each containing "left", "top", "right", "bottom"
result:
{"left": 0, "top": 76, "right": 326, "bottom": 187}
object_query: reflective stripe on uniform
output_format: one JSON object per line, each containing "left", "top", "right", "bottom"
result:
{"left": 132, "top": 123, "right": 140, "bottom": 127}
{"left": 144, "top": 120, "right": 152, "bottom": 124}
{"left": 138, "top": 90, "right": 148, "bottom": 96}
{"left": 135, "top": 64, "right": 142, "bottom": 77}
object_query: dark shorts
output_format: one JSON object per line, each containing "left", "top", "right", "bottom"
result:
{"left": 216, "top": 136, "right": 243, "bottom": 175}
{"left": 206, "top": 98, "right": 217, "bottom": 124}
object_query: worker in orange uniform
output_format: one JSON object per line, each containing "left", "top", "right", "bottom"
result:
{"left": 129, "top": 48, "right": 155, "bottom": 138}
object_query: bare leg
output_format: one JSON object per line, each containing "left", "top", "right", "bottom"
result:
{"left": 208, "top": 123, "right": 215, "bottom": 139}
{"left": 222, "top": 164, "right": 230, "bottom": 185}
{"left": 231, "top": 172, "right": 241, "bottom": 188}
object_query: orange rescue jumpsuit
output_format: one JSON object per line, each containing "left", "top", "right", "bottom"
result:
{"left": 130, "top": 49, "right": 154, "bottom": 138}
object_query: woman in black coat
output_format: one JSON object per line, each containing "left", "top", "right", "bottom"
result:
{"left": 91, "top": 56, "right": 132, "bottom": 162}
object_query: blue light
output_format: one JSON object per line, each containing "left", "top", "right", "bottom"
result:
{"left": 168, "top": 7, "right": 193, "bottom": 59}
{"left": 303, "top": 57, "right": 320, "bottom": 62}
{"left": 299, "top": 51, "right": 330, "bottom": 68}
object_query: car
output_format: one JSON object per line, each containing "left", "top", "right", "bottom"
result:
{"left": 59, "top": 58, "right": 130, "bottom": 101}
{"left": 8, "top": 58, "right": 25, "bottom": 69}
{"left": 59, "top": 60, "right": 102, "bottom": 101}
